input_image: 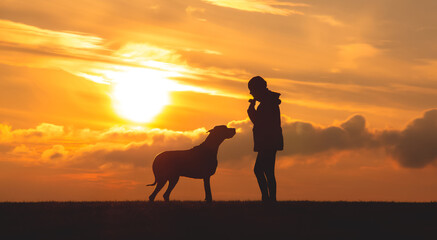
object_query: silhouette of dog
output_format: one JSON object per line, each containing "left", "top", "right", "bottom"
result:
{"left": 147, "top": 125, "right": 236, "bottom": 202}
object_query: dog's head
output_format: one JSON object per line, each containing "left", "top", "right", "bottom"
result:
{"left": 208, "top": 125, "right": 236, "bottom": 139}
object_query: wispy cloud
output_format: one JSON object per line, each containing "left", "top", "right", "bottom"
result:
{"left": 0, "top": 19, "right": 104, "bottom": 53}
{"left": 332, "top": 43, "right": 380, "bottom": 72}
{"left": 0, "top": 19, "right": 232, "bottom": 93}
{"left": 203, "top": 0, "right": 309, "bottom": 16}
{"left": 186, "top": 6, "right": 207, "bottom": 21}
{"left": 311, "top": 15, "right": 344, "bottom": 27}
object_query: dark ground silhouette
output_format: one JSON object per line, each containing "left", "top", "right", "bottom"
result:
{"left": 1, "top": 201, "right": 436, "bottom": 240}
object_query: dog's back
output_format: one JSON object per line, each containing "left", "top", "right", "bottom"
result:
{"left": 152, "top": 146, "right": 217, "bottom": 180}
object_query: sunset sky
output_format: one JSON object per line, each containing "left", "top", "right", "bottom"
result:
{"left": 1, "top": 0, "right": 437, "bottom": 202}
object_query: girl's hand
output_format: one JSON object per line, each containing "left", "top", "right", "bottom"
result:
{"left": 248, "top": 99, "right": 256, "bottom": 109}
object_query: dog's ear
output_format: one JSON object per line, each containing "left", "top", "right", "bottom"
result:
{"left": 207, "top": 126, "right": 218, "bottom": 133}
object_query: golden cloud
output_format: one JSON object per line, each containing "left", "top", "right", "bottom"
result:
{"left": 203, "top": 0, "right": 308, "bottom": 16}
{"left": 41, "top": 145, "right": 69, "bottom": 162}
{"left": 0, "top": 123, "right": 64, "bottom": 143}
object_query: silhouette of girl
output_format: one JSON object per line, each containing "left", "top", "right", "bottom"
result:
{"left": 247, "top": 76, "right": 283, "bottom": 202}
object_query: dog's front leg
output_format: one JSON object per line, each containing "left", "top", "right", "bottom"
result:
{"left": 203, "top": 176, "right": 212, "bottom": 202}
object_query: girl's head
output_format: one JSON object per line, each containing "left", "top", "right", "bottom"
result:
{"left": 248, "top": 76, "right": 267, "bottom": 100}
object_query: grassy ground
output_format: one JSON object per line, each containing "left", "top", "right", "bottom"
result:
{"left": 0, "top": 201, "right": 436, "bottom": 239}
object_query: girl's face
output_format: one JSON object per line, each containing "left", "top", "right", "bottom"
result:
{"left": 249, "top": 85, "right": 264, "bottom": 101}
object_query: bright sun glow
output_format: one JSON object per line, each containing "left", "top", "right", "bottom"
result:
{"left": 111, "top": 68, "right": 173, "bottom": 123}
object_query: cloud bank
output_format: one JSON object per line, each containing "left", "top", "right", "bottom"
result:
{"left": 2, "top": 110, "right": 437, "bottom": 169}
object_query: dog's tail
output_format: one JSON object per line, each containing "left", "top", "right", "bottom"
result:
{"left": 146, "top": 180, "right": 156, "bottom": 186}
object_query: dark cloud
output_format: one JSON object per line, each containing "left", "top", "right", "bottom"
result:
{"left": 49, "top": 152, "right": 63, "bottom": 160}
{"left": 41, "top": 145, "right": 68, "bottom": 161}
{"left": 391, "top": 109, "right": 437, "bottom": 168}
{"left": 286, "top": 114, "right": 375, "bottom": 155}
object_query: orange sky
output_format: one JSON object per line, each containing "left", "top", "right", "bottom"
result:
{"left": 1, "top": 0, "right": 437, "bottom": 201}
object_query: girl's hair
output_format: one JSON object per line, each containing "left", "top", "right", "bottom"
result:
{"left": 248, "top": 76, "right": 267, "bottom": 89}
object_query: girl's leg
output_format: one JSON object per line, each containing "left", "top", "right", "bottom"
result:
{"left": 254, "top": 153, "right": 269, "bottom": 201}
{"left": 264, "top": 151, "right": 277, "bottom": 201}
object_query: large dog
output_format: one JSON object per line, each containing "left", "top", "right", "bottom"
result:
{"left": 147, "top": 125, "right": 236, "bottom": 202}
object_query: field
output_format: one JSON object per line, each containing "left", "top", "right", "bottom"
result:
{"left": 1, "top": 201, "right": 436, "bottom": 239}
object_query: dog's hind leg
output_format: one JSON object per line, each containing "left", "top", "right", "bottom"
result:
{"left": 163, "top": 177, "right": 179, "bottom": 202}
{"left": 149, "top": 180, "right": 166, "bottom": 202}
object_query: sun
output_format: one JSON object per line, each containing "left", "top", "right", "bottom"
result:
{"left": 111, "top": 69, "right": 172, "bottom": 123}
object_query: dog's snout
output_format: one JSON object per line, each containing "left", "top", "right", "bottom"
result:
{"left": 228, "top": 128, "right": 236, "bottom": 138}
